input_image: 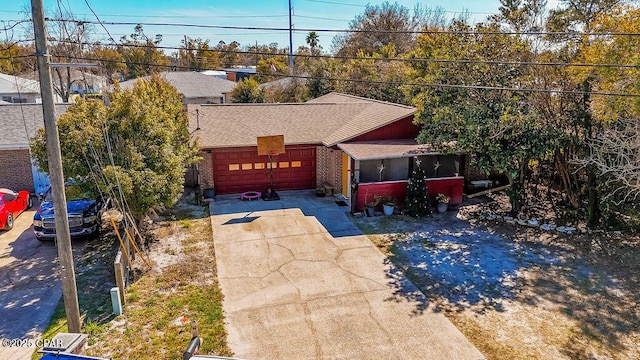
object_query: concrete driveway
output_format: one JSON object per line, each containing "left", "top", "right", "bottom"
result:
{"left": 0, "top": 209, "right": 60, "bottom": 360}
{"left": 210, "top": 191, "right": 484, "bottom": 360}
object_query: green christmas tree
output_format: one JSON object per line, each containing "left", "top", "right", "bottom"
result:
{"left": 404, "top": 158, "right": 431, "bottom": 217}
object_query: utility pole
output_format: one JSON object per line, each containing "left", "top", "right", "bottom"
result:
{"left": 31, "top": 0, "right": 82, "bottom": 333}
{"left": 288, "top": 0, "right": 294, "bottom": 74}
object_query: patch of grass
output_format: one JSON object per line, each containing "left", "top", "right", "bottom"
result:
{"left": 164, "top": 247, "right": 177, "bottom": 255}
{"left": 32, "top": 301, "right": 67, "bottom": 360}
{"left": 32, "top": 237, "right": 119, "bottom": 359}
{"left": 84, "top": 196, "right": 231, "bottom": 359}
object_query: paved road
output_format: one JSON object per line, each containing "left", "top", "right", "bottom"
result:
{"left": 0, "top": 210, "right": 60, "bottom": 360}
{"left": 210, "top": 192, "right": 485, "bottom": 360}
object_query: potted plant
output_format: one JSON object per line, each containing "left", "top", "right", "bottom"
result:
{"left": 436, "top": 193, "right": 450, "bottom": 213}
{"left": 363, "top": 190, "right": 377, "bottom": 217}
{"left": 364, "top": 200, "right": 377, "bottom": 217}
{"left": 375, "top": 194, "right": 396, "bottom": 216}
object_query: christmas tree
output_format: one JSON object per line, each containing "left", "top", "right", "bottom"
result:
{"left": 404, "top": 158, "right": 431, "bottom": 217}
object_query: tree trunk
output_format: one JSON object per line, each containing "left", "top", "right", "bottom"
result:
{"left": 555, "top": 149, "right": 580, "bottom": 208}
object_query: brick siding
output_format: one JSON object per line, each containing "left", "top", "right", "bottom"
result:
{"left": 316, "top": 146, "right": 343, "bottom": 193}
{"left": 198, "top": 150, "right": 214, "bottom": 188}
{"left": 0, "top": 149, "right": 34, "bottom": 192}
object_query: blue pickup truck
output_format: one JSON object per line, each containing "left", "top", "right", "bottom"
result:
{"left": 32, "top": 186, "right": 106, "bottom": 241}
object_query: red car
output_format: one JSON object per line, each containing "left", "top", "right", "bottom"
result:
{"left": 0, "top": 188, "right": 32, "bottom": 231}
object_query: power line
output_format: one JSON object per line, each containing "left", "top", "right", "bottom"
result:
{"left": 48, "top": 39, "right": 640, "bottom": 70}
{"left": 46, "top": 18, "right": 640, "bottom": 37}
{"left": 83, "top": 0, "right": 117, "bottom": 45}
{"left": 0, "top": 20, "right": 30, "bottom": 32}
{"left": 48, "top": 54, "right": 640, "bottom": 98}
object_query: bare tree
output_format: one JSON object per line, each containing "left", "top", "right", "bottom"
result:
{"left": 576, "top": 117, "right": 640, "bottom": 204}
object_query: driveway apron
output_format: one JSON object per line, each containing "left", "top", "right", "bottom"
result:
{"left": 210, "top": 192, "right": 484, "bottom": 360}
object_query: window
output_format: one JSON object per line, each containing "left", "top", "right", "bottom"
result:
{"left": 359, "top": 158, "right": 409, "bottom": 183}
{"left": 279, "top": 162, "right": 289, "bottom": 168}
{"left": 291, "top": 161, "right": 301, "bottom": 168}
{"left": 228, "top": 164, "right": 240, "bottom": 171}
{"left": 242, "top": 163, "right": 252, "bottom": 170}
{"left": 254, "top": 163, "right": 265, "bottom": 169}
{"left": 417, "top": 155, "right": 461, "bottom": 178}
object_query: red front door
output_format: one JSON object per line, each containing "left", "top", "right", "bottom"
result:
{"left": 212, "top": 146, "right": 316, "bottom": 194}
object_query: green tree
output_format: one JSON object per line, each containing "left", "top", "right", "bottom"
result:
{"left": 0, "top": 42, "right": 35, "bottom": 74}
{"left": 404, "top": 158, "right": 431, "bottom": 217}
{"left": 118, "top": 24, "right": 170, "bottom": 79}
{"left": 215, "top": 40, "right": 241, "bottom": 68}
{"left": 332, "top": 2, "right": 446, "bottom": 56}
{"left": 334, "top": 45, "right": 411, "bottom": 104}
{"left": 574, "top": 5, "right": 640, "bottom": 226}
{"left": 91, "top": 46, "right": 127, "bottom": 81}
{"left": 230, "top": 77, "right": 264, "bottom": 103}
{"left": 410, "top": 20, "right": 563, "bottom": 214}
{"left": 305, "top": 31, "right": 320, "bottom": 55}
{"left": 30, "top": 74, "right": 199, "bottom": 220}
{"left": 178, "top": 37, "right": 221, "bottom": 71}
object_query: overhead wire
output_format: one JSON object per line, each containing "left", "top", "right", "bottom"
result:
{"left": 47, "top": 39, "right": 640, "bottom": 70}
{"left": 43, "top": 53, "right": 640, "bottom": 98}
{"left": 45, "top": 18, "right": 640, "bottom": 37}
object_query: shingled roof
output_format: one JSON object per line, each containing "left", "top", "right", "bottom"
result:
{"left": 0, "top": 73, "right": 40, "bottom": 94}
{"left": 119, "top": 71, "right": 236, "bottom": 99}
{"left": 0, "top": 104, "right": 69, "bottom": 149}
{"left": 189, "top": 92, "right": 416, "bottom": 148}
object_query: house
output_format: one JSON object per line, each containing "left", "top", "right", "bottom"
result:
{"left": 200, "top": 70, "right": 228, "bottom": 79}
{"left": 223, "top": 67, "right": 256, "bottom": 82}
{"left": 62, "top": 70, "right": 107, "bottom": 95}
{"left": 188, "top": 92, "right": 465, "bottom": 209}
{"left": 0, "top": 72, "right": 41, "bottom": 103}
{"left": 118, "top": 71, "right": 236, "bottom": 104}
{"left": 0, "top": 103, "right": 69, "bottom": 192}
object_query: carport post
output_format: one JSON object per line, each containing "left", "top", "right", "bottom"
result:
{"left": 31, "top": 0, "right": 81, "bottom": 333}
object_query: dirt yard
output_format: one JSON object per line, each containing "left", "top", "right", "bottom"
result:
{"left": 83, "top": 193, "right": 231, "bottom": 359}
{"left": 354, "top": 195, "right": 640, "bottom": 360}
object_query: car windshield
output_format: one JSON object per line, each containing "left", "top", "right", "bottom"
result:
{"left": 43, "top": 186, "right": 92, "bottom": 202}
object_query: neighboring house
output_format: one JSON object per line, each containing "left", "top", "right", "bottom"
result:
{"left": 118, "top": 71, "right": 236, "bottom": 104}
{"left": 189, "top": 92, "right": 465, "bottom": 209}
{"left": 0, "top": 72, "right": 41, "bottom": 104}
{"left": 0, "top": 104, "right": 69, "bottom": 192}
{"left": 223, "top": 67, "right": 256, "bottom": 82}
{"left": 63, "top": 70, "right": 107, "bottom": 95}
{"left": 200, "top": 70, "right": 228, "bottom": 79}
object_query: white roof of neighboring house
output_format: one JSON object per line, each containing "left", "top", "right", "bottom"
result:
{"left": 0, "top": 73, "right": 40, "bottom": 94}
{"left": 118, "top": 71, "right": 236, "bottom": 99}
{"left": 0, "top": 103, "right": 69, "bottom": 149}
{"left": 201, "top": 70, "right": 227, "bottom": 76}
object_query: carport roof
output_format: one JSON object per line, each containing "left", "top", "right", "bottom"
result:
{"left": 189, "top": 92, "right": 416, "bottom": 148}
{"left": 337, "top": 139, "right": 440, "bottom": 160}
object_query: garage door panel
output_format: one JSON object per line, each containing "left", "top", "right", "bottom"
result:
{"left": 212, "top": 146, "right": 316, "bottom": 194}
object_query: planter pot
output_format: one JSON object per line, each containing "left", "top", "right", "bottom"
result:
{"left": 437, "top": 202, "right": 448, "bottom": 213}
{"left": 202, "top": 188, "right": 215, "bottom": 199}
{"left": 365, "top": 206, "right": 376, "bottom": 217}
{"left": 383, "top": 204, "right": 395, "bottom": 216}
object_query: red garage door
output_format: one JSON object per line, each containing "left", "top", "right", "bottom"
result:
{"left": 212, "top": 146, "right": 316, "bottom": 194}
